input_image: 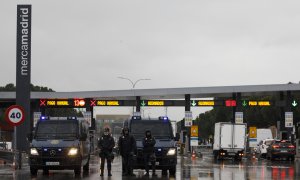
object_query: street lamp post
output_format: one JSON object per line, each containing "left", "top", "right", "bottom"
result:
{"left": 117, "top": 77, "right": 151, "bottom": 114}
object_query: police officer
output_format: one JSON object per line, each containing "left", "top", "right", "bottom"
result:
{"left": 142, "top": 130, "right": 157, "bottom": 176}
{"left": 118, "top": 127, "right": 136, "bottom": 176}
{"left": 98, "top": 127, "right": 115, "bottom": 176}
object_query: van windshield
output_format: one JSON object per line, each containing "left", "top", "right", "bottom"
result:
{"left": 130, "top": 120, "right": 173, "bottom": 139}
{"left": 36, "top": 121, "right": 78, "bottom": 139}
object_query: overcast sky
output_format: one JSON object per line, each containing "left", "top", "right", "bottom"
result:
{"left": 1, "top": 0, "right": 300, "bottom": 120}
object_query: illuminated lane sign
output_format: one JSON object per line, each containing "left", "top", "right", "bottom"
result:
{"left": 148, "top": 100, "right": 164, "bottom": 106}
{"left": 91, "top": 100, "right": 135, "bottom": 106}
{"left": 190, "top": 100, "right": 222, "bottom": 106}
{"left": 74, "top": 99, "right": 86, "bottom": 107}
{"left": 40, "top": 99, "right": 86, "bottom": 107}
{"left": 242, "top": 100, "right": 272, "bottom": 107}
{"left": 141, "top": 100, "right": 185, "bottom": 107}
{"left": 96, "top": 100, "right": 121, "bottom": 106}
{"left": 198, "top": 101, "right": 214, "bottom": 106}
{"left": 225, "top": 100, "right": 236, "bottom": 107}
{"left": 46, "top": 100, "right": 70, "bottom": 106}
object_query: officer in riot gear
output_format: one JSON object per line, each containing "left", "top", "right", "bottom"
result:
{"left": 142, "top": 130, "right": 157, "bottom": 176}
{"left": 98, "top": 127, "right": 115, "bottom": 176}
{"left": 118, "top": 127, "right": 136, "bottom": 176}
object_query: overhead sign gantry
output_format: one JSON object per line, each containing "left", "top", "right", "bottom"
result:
{"left": 37, "top": 98, "right": 278, "bottom": 108}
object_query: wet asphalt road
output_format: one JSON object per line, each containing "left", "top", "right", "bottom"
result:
{"left": 0, "top": 149, "right": 300, "bottom": 180}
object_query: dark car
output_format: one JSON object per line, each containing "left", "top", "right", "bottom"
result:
{"left": 28, "top": 117, "right": 91, "bottom": 176}
{"left": 266, "top": 140, "right": 295, "bottom": 161}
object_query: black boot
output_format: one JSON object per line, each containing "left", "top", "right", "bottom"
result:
{"left": 100, "top": 169, "right": 104, "bottom": 176}
{"left": 152, "top": 169, "right": 157, "bottom": 176}
{"left": 108, "top": 169, "right": 112, "bottom": 176}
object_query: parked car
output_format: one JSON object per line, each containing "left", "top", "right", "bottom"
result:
{"left": 266, "top": 140, "right": 295, "bottom": 161}
{"left": 257, "top": 139, "right": 274, "bottom": 158}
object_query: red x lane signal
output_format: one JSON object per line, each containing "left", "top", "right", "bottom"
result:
{"left": 40, "top": 99, "right": 46, "bottom": 106}
{"left": 90, "top": 100, "right": 96, "bottom": 106}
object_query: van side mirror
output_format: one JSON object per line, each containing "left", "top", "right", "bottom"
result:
{"left": 175, "top": 133, "right": 180, "bottom": 141}
{"left": 80, "top": 133, "right": 87, "bottom": 141}
{"left": 27, "top": 132, "right": 33, "bottom": 142}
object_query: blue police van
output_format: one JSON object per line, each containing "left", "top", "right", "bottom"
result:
{"left": 124, "top": 116, "right": 179, "bottom": 176}
{"left": 28, "top": 116, "right": 90, "bottom": 176}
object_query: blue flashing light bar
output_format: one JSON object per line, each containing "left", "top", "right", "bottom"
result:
{"left": 131, "top": 116, "right": 142, "bottom": 120}
{"left": 159, "top": 116, "right": 169, "bottom": 121}
{"left": 40, "top": 116, "right": 49, "bottom": 120}
{"left": 67, "top": 117, "right": 77, "bottom": 120}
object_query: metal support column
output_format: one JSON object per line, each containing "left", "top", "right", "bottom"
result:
{"left": 185, "top": 94, "right": 191, "bottom": 112}
{"left": 286, "top": 91, "right": 292, "bottom": 141}
{"left": 232, "top": 93, "right": 237, "bottom": 123}
{"left": 185, "top": 94, "right": 191, "bottom": 153}
{"left": 136, "top": 96, "right": 141, "bottom": 112}
{"left": 279, "top": 91, "right": 286, "bottom": 140}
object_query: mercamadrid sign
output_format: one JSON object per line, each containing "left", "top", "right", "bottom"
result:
{"left": 16, "top": 5, "right": 31, "bottom": 151}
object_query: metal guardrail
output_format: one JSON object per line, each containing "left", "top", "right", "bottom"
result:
{"left": 0, "top": 150, "right": 15, "bottom": 163}
{"left": 0, "top": 150, "right": 24, "bottom": 169}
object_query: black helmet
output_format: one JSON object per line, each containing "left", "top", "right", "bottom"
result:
{"left": 145, "top": 130, "right": 151, "bottom": 137}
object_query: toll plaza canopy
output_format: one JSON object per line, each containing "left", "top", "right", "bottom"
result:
{"left": 0, "top": 83, "right": 300, "bottom": 100}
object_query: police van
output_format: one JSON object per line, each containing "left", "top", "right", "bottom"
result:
{"left": 28, "top": 116, "right": 90, "bottom": 176}
{"left": 124, "top": 116, "right": 179, "bottom": 176}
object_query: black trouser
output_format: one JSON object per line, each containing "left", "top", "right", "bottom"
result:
{"left": 100, "top": 156, "right": 111, "bottom": 171}
{"left": 100, "top": 153, "right": 112, "bottom": 172}
{"left": 144, "top": 154, "right": 155, "bottom": 173}
{"left": 122, "top": 153, "right": 133, "bottom": 175}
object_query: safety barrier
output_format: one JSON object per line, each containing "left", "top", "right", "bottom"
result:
{"left": 0, "top": 150, "right": 24, "bottom": 169}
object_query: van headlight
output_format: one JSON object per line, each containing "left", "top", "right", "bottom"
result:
{"left": 167, "top": 148, "right": 176, "bottom": 156}
{"left": 68, "top": 148, "right": 78, "bottom": 156}
{"left": 30, "top": 148, "right": 39, "bottom": 156}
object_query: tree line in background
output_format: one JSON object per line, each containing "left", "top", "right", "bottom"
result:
{"left": 0, "top": 83, "right": 82, "bottom": 131}
{"left": 177, "top": 94, "right": 300, "bottom": 140}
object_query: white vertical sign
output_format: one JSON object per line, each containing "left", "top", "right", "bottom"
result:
{"left": 235, "top": 112, "right": 243, "bottom": 124}
{"left": 33, "top": 112, "right": 41, "bottom": 128}
{"left": 285, "top": 112, "right": 293, "bottom": 128}
{"left": 185, "top": 111, "right": 193, "bottom": 127}
{"left": 190, "top": 137, "right": 199, "bottom": 146}
{"left": 84, "top": 111, "right": 92, "bottom": 127}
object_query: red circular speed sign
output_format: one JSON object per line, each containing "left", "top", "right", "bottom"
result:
{"left": 5, "top": 105, "right": 25, "bottom": 126}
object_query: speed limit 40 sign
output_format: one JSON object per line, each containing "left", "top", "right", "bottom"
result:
{"left": 5, "top": 105, "right": 25, "bottom": 126}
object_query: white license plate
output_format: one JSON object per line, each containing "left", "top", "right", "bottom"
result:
{"left": 46, "top": 162, "right": 60, "bottom": 166}
{"left": 155, "top": 162, "right": 159, "bottom": 165}
{"left": 281, "top": 150, "right": 288, "bottom": 153}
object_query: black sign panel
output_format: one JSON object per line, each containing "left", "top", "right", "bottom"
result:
{"left": 16, "top": 4, "right": 31, "bottom": 151}
{"left": 40, "top": 99, "right": 87, "bottom": 108}
{"left": 91, "top": 100, "right": 136, "bottom": 106}
{"left": 140, "top": 100, "right": 185, "bottom": 106}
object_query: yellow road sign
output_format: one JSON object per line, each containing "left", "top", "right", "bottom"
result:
{"left": 249, "top": 127, "right": 257, "bottom": 138}
{"left": 191, "top": 125, "right": 198, "bottom": 137}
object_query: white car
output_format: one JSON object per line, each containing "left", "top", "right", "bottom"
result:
{"left": 257, "top": 139, "right": 274, "bottom": 158}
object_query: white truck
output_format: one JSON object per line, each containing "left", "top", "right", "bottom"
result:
{"left": 213, "top": 122, "right": 247, "bottom": 161}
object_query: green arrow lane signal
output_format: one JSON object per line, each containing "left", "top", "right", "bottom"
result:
{"left": 141, "top": 100, "right": 146, "bottom": 106}
{"left": 191, "top": 100, "right": 197, "bottom": 107}
{"left": 292, "top": 100, "right": 298, "bottom": 107}
{"left": 242, "top": 100, "right": 247, "bottom": 107}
